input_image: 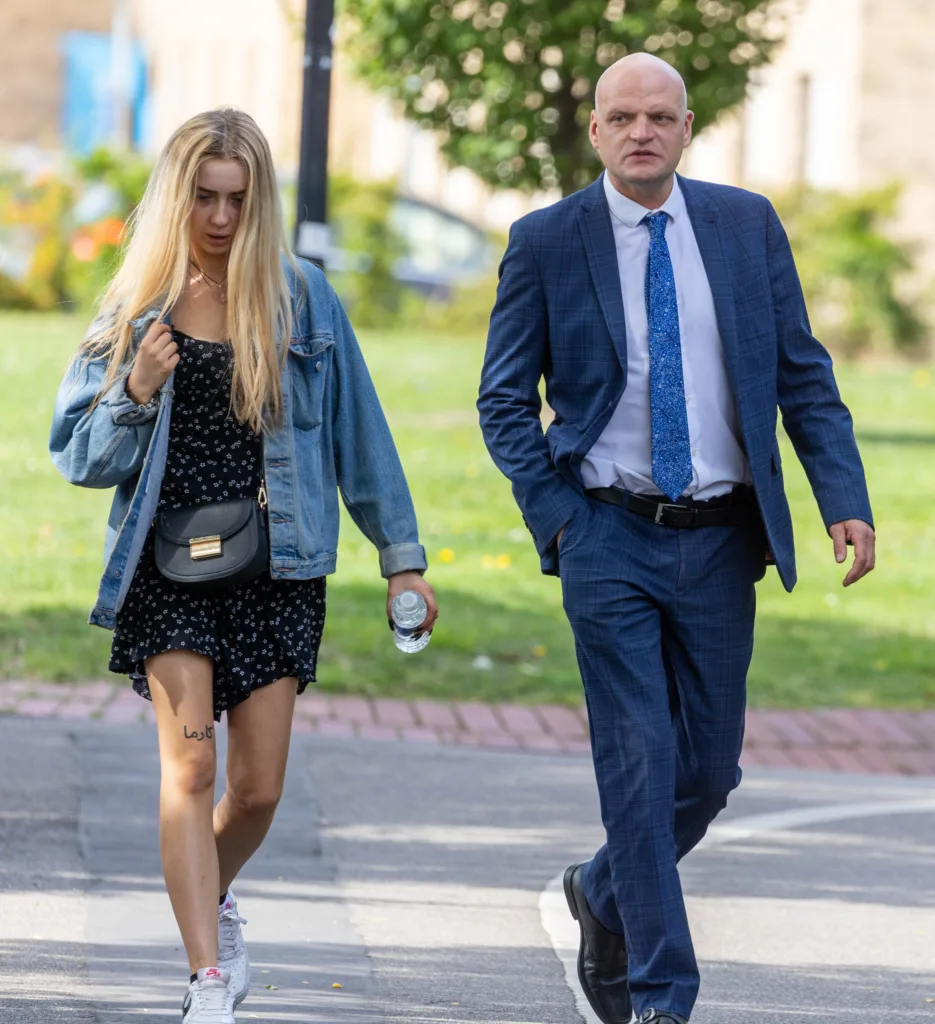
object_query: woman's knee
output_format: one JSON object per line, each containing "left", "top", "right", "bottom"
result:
{"left": 163, "top": 750, "right": 218, "bottom": 797}
{"left": 227, "top": 778, "right": 284, "bottom": 818}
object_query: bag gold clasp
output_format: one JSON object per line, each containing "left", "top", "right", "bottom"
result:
{"left": 189, "top": 535, "right": 222, "bottom": 560}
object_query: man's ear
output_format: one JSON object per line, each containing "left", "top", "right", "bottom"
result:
{"left": 589, "top": 110, "right": 601, "bottom": 153}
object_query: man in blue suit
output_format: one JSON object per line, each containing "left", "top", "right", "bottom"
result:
{"left": 478, "top": 54, "right": 875, "bottom": 1023}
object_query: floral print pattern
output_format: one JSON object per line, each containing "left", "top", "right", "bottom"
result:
{"left": 110, "top": 331, "right": 326, "bottom": 720}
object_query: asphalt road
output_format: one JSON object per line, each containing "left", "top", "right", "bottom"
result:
{"left": 1, "top": 716, "right": 934, "bottom": 1023}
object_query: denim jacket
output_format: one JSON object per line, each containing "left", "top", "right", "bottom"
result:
{"left": 49, "top": 257, "right": 427, "bottom": 629}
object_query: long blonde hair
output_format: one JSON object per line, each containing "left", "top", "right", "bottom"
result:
{"left": 83, "top": 108, "right": 296, "bottom": 432}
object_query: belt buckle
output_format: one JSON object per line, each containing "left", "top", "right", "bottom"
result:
{"left": 654, "top": 502, "right": 697, "bottom": 528}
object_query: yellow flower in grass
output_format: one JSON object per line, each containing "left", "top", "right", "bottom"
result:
{"left": 912, "top": 369, "right": 932, "bottom": 388}
{"left": 532, "top": 644, "right": 548, "bottom": 658}
{"left": 438, "top": 548, "right": 455, "bottom": 563}
{"left": 495, "top": 554, "right": 512, "bottom": 569}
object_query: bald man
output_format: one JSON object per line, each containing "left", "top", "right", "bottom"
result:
{"left": 478, "top": 54, "right": 874, "bottom": 1023}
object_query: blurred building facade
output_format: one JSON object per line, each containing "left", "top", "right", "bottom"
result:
{"left": 1, "top": 0, "right": 113, "bottom": 148}
{"left": 685, "top": 0, "right": 935, "bottom": 276}
{"left": 132, "top": 0, "right": 304, "bottom": 173}
{"left": 2, "top": 0, "right": 935, "bottom": 264}
{"left": 131, "top": 0, "right": 534, "bottom": 232}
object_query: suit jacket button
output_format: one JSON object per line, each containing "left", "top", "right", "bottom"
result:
{"left": 315, "top": 360, "right": 323, "bottom": 372}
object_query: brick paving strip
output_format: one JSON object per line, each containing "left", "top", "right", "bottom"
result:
{"left": 2, "top": 680, "right": 934, "bottom": 777}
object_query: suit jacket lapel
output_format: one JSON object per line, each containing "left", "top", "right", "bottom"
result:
{"left": 577, "top": 180, "right": 628, "bottom": 374}
{"left": 678, "top": 175, "right": 740, "bottom": 379}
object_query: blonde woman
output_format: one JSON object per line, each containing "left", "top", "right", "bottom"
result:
{"left": 50, "top": 108, "right": 437, "bottom": 1024}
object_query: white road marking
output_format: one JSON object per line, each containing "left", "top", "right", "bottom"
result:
{"left": 539, "top": 873, "right": 608, "bottom": 1024}
{"left": 698, "top": 797, "right": 935, "bottom": 849}
{"left": 539, "top": 796, "right": 935, "bottom": 1021}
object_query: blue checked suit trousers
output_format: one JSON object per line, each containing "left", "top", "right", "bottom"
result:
{"left": 559, "top": 498, "right": 765, "bottom": 1016}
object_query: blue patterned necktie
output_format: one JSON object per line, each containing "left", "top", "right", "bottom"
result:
{"left": 643, "top": 212, "right": 693, "bottom": 502}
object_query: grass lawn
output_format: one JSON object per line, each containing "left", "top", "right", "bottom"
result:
{"left": 2, "top": 310, "right": 934, "bottom": 708}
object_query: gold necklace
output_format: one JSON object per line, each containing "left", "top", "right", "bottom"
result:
{"left": 189, "top": 257, "right": 228, "bottom": 304}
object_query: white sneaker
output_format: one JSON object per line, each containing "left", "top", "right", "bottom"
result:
{"left": 218, "top": 890, "right": 250, "bottom": 1007}
{"left": 182, "top": 967, "right": 234, "bottom": 1023}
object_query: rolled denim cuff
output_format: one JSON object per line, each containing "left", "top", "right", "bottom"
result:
{"left": 107, "top": 378, "right": 159, "bottom": 426}
{"left": 379, "top": 542, "right": 428, "bottom": 579}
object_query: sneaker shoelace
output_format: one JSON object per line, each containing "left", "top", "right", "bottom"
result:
{"left": 218, "top": 905, "right": 247, "bottom": 961}
{"left": 190, "top": 979, "right": 232, "bottom": 1022}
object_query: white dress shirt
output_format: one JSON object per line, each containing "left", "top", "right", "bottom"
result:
{"left": 581, "top": 172, "right": 751, "bottom": 501}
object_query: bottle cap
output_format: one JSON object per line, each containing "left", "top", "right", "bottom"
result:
{"left": 395, "top": 590, "right": 422, "bottom": 611}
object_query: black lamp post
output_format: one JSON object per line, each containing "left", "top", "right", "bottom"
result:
{"left": 294, "top": 0, "right": 335, "bottom": 268}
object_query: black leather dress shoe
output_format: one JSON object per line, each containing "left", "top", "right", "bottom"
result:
{"left": 563, "top": 863, "right": 632, "bottom": 1024}
{"left": 635, "top": 1012, "right": 688, "bottom": 1024}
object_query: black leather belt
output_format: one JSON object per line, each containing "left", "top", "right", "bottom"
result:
{"left": 585, "top": 486, "right": 757, "bottom": 529}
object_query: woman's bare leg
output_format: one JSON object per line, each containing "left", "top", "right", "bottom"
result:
{"left": 214, "top": 676, "right": 298, "bottom": 894}
{"left": 148, "top": 651, "right": 220, "bottom": 974}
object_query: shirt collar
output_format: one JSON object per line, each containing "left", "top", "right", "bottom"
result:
{"left": 602, "top": 171, "right": 684, "bottom": 229}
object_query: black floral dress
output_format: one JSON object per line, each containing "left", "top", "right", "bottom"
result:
{"left": 110, "top": 331, "right": 326, "bottom": 720}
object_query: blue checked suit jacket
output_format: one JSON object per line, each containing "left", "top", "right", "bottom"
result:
{"left": 477, "top": 174, "right": 873, "bottom": 591}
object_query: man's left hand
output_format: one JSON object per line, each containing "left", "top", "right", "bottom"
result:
{"left": 829, "top": 519, "right": 876, "bottom": 587}
{"left": 387, "top": 571, "right": 439, "bottom": 633}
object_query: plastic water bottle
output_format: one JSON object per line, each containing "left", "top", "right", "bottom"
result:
{"left": 391, "top": 591, "right": 431, "bottom": 654}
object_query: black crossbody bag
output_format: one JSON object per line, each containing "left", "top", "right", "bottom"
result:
{"left": 153, "top": 482, "right": 269, "bottom": 593}
{"left": 150, "top": 286, "right": 303, "bottom": 592}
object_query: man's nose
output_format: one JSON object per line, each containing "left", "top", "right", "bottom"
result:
{"left": 630, "top": 116, "right": 654, "bottom": 141}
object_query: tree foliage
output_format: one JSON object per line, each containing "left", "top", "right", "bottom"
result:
{"left": 339, "top": 0, "right": 786, "bottom": 195}
{"left": 328, "top": 174, "right": 413, "bottom": 326}
{"left": 773, "top": 185, "right": 928, "bottom": 359}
